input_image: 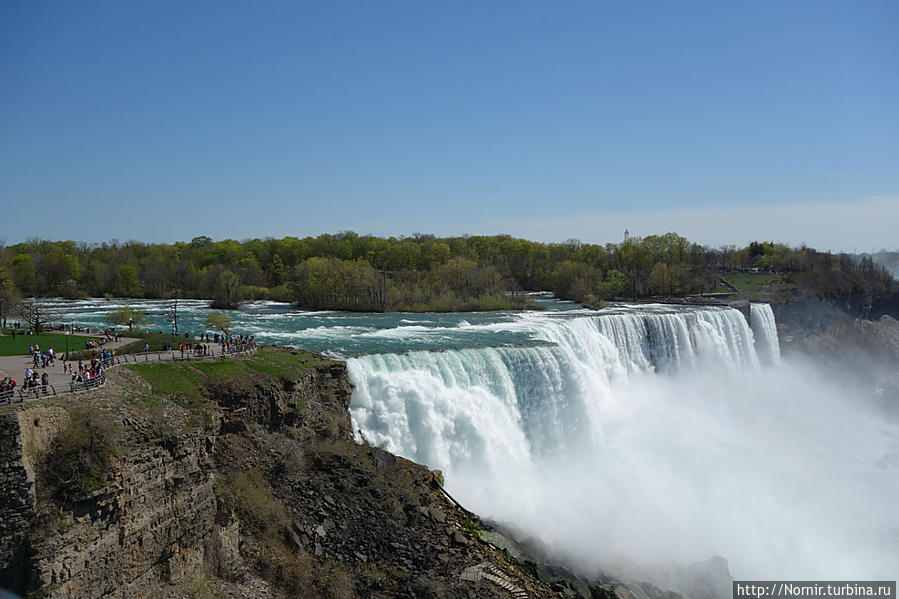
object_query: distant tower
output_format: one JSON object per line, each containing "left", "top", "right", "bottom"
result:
{"left": 624, "top": 229, "right": 630, "bottom": 243}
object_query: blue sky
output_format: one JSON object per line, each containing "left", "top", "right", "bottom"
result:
{"left": 2, "top": 0, "right": 897, "bottom": 251}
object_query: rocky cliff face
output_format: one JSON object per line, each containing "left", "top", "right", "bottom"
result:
{"left": 0, "top": 349, "right": 686, "bottom": 599}
{"left": 772, "top": 301, "right": 899, "bottom": 415}
{"left": 0, "top": 351, "right": 355, "bottom": 599}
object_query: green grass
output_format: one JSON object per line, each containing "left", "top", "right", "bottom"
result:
{"left": 0, "top": 331, "right": 81, "bottom": 356}
{"left": 125, "top": 363, "right": 203, "bottom": 398}
{"left": 722, "top": 274, "right": 784, "bottom": 293}
{"left": 190, "top": 360, "right": 248, "bottom": 380}
{"left": 117, "top": 332, "right": 192, "bottom": 355}
{"left": 241, "top": 347, "right": 329, "bottom": 378}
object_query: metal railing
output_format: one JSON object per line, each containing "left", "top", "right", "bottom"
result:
{"left": 1, "top": 342, "right": 257, "bottom": 406}
{"left": 15, "top": 383, "right": 57, "bottom": 402}
{"left": 105, "top": 342, "right": 256, "bottom": 364}
{"left": 66, "top": 372, "right": 106, "bottom": 395}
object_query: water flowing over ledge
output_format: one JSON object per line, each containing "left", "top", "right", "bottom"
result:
{"left": 347, "top": 304, "right": 897, "bottom": 582}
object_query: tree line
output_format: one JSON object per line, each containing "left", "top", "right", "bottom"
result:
{"left": 0, "top": 233, "right": 894, "bottom": 314}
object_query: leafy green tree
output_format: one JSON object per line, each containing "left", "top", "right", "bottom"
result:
{"left": 105, "top": 306, "right": 149, "bottom": 331}
{"left": 115, "top": 265, "right": 143, "bottom": 296}
{"left": 266, "top": 253, "right": 287, "bottom": 286}
{"left": 0, "top": 266, "right": 21, "bottom": 327}
{"left": 204, "top": 312, "right": 233, "bottom": 335}
{"left": 211, "top": 270, "right": 243, "bottom": 309}
{"left": 37, "top": 252, "right": 80, "bottom": 293}
{"left": 649, "top": 262, "right": 671, "bottom": 296}
{"left": 600, "top": 269, "right": 626, "bottom": 298}
{"left": 10, "top": 254, "right": 36, "bottom": 294}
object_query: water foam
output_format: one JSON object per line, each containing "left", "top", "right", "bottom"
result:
{"left": 348, "top": 306, "right": 899, "bottom": 581}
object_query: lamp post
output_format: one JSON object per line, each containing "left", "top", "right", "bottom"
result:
{"left": 64, "top": 327, "right": 69, "bottom": 361}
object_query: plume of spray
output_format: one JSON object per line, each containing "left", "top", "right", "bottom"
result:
{"left": 348, "top": 305, "right": 899, "bottom": 588}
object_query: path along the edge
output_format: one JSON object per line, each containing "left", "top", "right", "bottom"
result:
{"left": 0, "top": 333, "right": 141, "bottom": 390}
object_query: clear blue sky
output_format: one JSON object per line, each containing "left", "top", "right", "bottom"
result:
{"left": 2, "top": 0, "right": 897, "bottom": 250}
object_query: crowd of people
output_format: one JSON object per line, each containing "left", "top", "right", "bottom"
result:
{"left": 0, "top": 376, "right": 17, "bottom": 397}
{"left": 69, "top": 357, "right": 106, "bottom": 392}
{"left": 21, "top": 367, "right": 51, "bottom": 392}
{"left": 2, "top": 326, "right": 257, "bottom": 403}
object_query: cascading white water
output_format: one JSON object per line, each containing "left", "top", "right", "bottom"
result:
{"left": 350, "top": 308, "right": 757, "bottom": 468}
{"left": 348, "top": 305, "right": 899, "bottom": 583}
{"left": 750, "top": 303, "right": 781, "bottom": 365}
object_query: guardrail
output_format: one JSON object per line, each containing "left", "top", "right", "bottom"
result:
{"left": 1, "top": 342, "right": 257, "bottom": 406}
{"left": 67, "top": 372, "right": 106, "bottom": 395}
{"left": 110, "top": 342, "right": 257, "bottom": 364}
{"left": 15, "top": 383, "right": 57, "bottom": 402}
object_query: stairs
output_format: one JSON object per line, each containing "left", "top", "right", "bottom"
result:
{"left": 461, "top": 562, "right": 529, "bottom": 598}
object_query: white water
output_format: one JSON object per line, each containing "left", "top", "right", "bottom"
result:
{"left": 349, "top": 304, "right": 899, "bottom": 582}
{"left": 750, "top": 303, "right": 781, "bottom": 365}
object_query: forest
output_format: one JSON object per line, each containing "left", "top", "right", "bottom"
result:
{"left": 0, "top": 233, "right": 895, "bottom": 314}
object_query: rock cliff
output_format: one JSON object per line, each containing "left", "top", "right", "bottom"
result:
{"left": 1, "top": 348, "right": 675, "bottom": 599}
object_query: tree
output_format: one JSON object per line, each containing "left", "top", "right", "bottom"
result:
{"left": 211, "top": 270, "right": 243, "bottom": 309}
{"left": 649, "top": 262, "right": 672, "bottom": 296}
{"left": 0, "top": 266, "right": 20, "bottom": 327}
{"left": 115, "top": 265, "right": 143, "bottom": 297}
{"left": 17, "top": 299, "right": 58, "bottom": 333}
{"left": 105, "top": 306, "right": 149, "bottom": 331}
{"left": 10, "top": 254, "right": 36, "bottom": 294}
{"left": 37, "top": 252, "right": 80, "bottom": 293}
{"left": 204, "top": 312, "right": 233, "bottom": 335}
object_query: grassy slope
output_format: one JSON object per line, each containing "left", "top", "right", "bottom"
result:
{"left": 125, "top": 347, "right": 336, "bottom": 395}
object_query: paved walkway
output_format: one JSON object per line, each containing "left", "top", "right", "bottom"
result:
{"left": 0, "top": 333, "right": 140, "bottom": 391}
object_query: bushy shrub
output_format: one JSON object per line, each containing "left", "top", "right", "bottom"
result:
{"left": 40, "top": 407, "right": 122, "bottom": 503}
{"left": 217, "top": 469, "right": 289, "bottom": 541}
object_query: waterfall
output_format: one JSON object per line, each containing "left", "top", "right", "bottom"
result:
{"left": 348, "top": 307, "right": 760, "bottom": 470}
{"left": 347, "top": 305, "right": 899, "bottom": 581}
{"left": 750, "top": 303, "right": 781, "bottom": 365}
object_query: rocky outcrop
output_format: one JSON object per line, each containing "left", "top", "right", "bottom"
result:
{"left": 0, "top": 406, "right": 70, "bottom": 592}
{"left": 772, "top": 300, "right": 899, "bottom": 414}
{"left": 212, "top": 360, "right": 353, "bottom": 442}
{"left": 1, "top": 349, "right": 692, "bottom": 599}
{"left": 773, "top": 300, "right": 899, "bottom": 361}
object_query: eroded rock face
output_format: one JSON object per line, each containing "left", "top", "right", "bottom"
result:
{"left": 1, "top": 350, "right": 685, "bottom": 599}
{"left": 0, "top": 406, "right": 69, "bottom": 592}
{"left": 0, "top": 356, "right": 358, "bottom": 599}
{"left": 212, "top": 361, "right": 353, "bottom": 441}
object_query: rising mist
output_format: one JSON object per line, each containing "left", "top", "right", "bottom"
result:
{"left": 349, "top": 305, "right": 899, "bottom": 588}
